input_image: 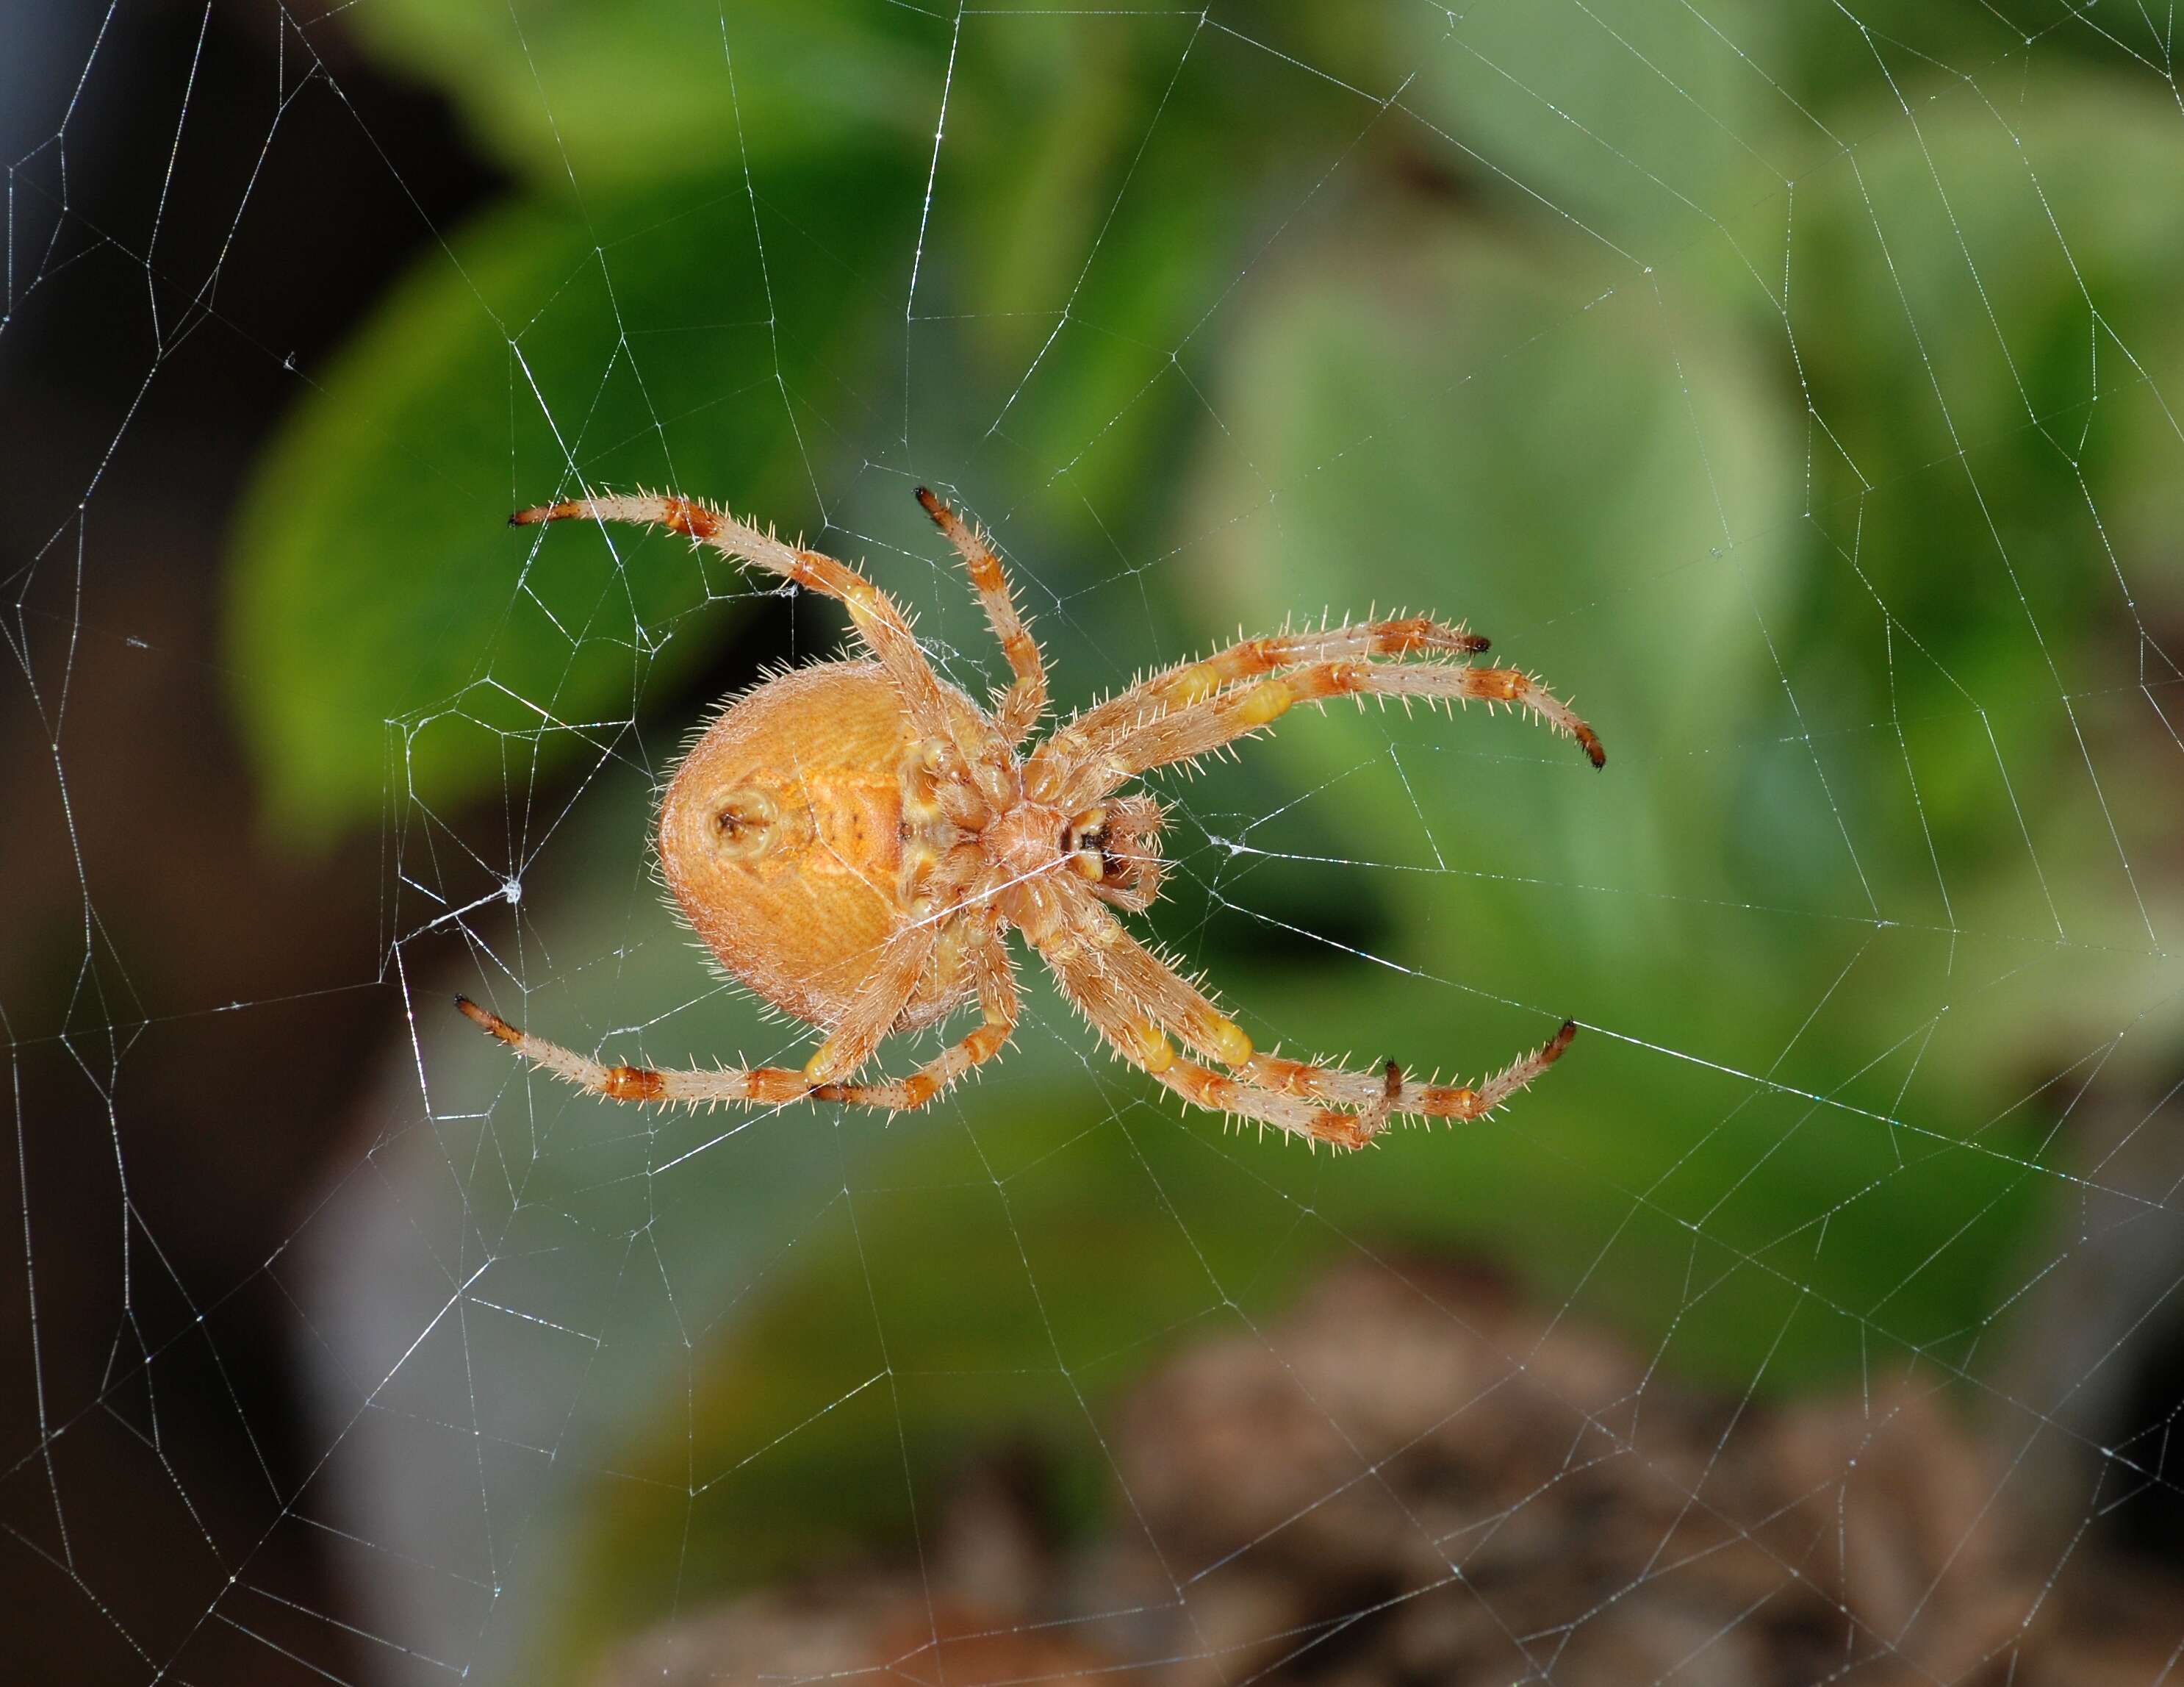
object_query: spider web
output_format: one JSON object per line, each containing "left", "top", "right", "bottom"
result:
{"left": 7, "top": 2, "right": 2184, "bottom": 1683}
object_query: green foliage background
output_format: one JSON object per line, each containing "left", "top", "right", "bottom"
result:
{"left": 232, "top": 3, "right": 2184, "bottom": 1678}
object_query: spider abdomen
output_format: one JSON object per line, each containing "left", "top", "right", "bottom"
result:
{"left": 658, "top": 661, "right": 973, "bottom": 1034}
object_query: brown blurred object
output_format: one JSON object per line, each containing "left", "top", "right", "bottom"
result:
{"left": 595, "top": 1258, "right": 2184, "bottom": 1686}
{"left": 594, "top": 1456, "right": 1113, "bottom": 1686}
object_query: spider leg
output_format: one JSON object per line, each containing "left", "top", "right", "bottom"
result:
{"left": 1047, "top": 890, "right": 1576, "bottom": 1128}
{"left": 1160, "top": 1054, "right": 1379, "bottom": 1150}
{"left": 1027, "top": 616, "right": 1489, "bottom": 803}
{"left": 1249, "top": 1020, "right": 1580, "bottom": 1125}
{"left": 814, "top": 922, "right": 1021, "bottom": 1111}
{"left": 457, "top": 926, "right": 1017, "bottom": 1117}
{"left": 802, "top": 927, "right": 938, "bottom": 1086}
{"left": 511, "top": 491, "right": 1001, "bottom": 776}
{"left": 1046, "top": 891, "right": 1255, "bottom": 1068}
{"left": 1024, "top": 915, "right": 1375, "bottom": 1150}
{"left": 456, "top": 996, "right": 814, "bottom": 1108}
{"left": 1049, "top": 655, "right": 1602, "bottom": 809}
{"left": 1348, "top": 1061, "right": 1407, "bottom": 1140}
{"left": 916, "top": 487, "right": 1047, "bottom": 748}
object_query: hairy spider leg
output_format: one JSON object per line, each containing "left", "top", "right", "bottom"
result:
{"left": 916, "top": 487, "right": 1047, "bottom": 748}
{"left": 1031, "top": 616, "right": 1491, "bottom": 805}
{"left": 461, "top": 901, "right": 1028, "bottom": 1116}
{"left": 801, "top": 925, "right": 938, "bottom": 1085}
{"left": 459, "top": 947, "right": 1021, "bottom": 1120}
{"left": 1348, "top": 1062, "right": 1409, "bottom": 1139}
{"left": 456, "top": 996, "right": 815, "bottom": 1108}
{"left": 1021, "top": 906, "right": 1374, "bottom": 1150}
{"left": 815, "top": 922, "right": 1022, "bottom": 1111}
{"left": 1046, "top": 890, "right": 1254, "bottom": 1067}
{"left": 1051, "top": 656, "right": 1603, "bottom": 812}
{"left": 1243, "top": 1023, "right": 1579, "bottom": 1125}
{"left": 1053, "top": 889, "right": 1578, "bottom": 1131}
{"left": 511, "top": 491, "right": 1004, "bottom": 791}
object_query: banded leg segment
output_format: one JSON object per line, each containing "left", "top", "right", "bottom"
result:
{"left": 1051, "top": 894, "right": 1252, "bottom": 1068}
{"left": 815, "top": 924, "right": 1022, "bottom": 1111}
{"left": 456, "top": 996, "right": 813, "bottom": 1108}
{"left": 1247, "top": 1020, "right": 1580, "bottom": 1122}
{"left": 1030, "top": 617, "right": 1488, "bottom": 803}
{"left": 511, "top": 491, "right": 999, "bottom": 776}
{"left": 1055, "top": 895, "right": 1578, "bottom": 1128}
{"left": 1052, "top": 656, "right": 1603, "bottom": 806}
{"left": 802, "top": 927, "right": 938, "bottom": 1085}
{"left": 1027, "top": 924, "right": 1370, "bottom": 1148}
{"left": 916, "top": 487, "right": 1047, "bottom": 747}
{"left": 1158, "top": 1054, "right": 1379, "bottom": 1150}
{"left": 458, "top": 932, "right": 1027, "bottom": 1117}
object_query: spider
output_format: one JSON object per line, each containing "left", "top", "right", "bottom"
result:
{"left": 457, "top": 485, "right": 1603, "bottom": 1150}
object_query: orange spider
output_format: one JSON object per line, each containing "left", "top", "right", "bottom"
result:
{"left": 457, "top": 485, "right": 1603, "bottom": 1150}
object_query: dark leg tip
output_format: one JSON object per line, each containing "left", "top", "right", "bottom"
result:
{"left": 1542, "top": 1020, "right": 1579, "bottom": 1063}
{"left": 456, "top": 995, "right": 520, "bottom": 1045}
{"left": 914, "top": 486, "right": 942, "bottom": 516}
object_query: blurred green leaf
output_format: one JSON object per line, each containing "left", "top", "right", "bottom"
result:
{"left": 226, "top": 160, "right": 910, "bottom": 838}
{"left": 1790, "top": 75, "right": 2184, "bottom": 932}
{"left": 1175, "top": 204, "right": 1803, "bottom": 992}
{"left": 346, "top": 0, "right": 941, "bottom": 186}
{"left": 924, "top": 10, "right": 1388, "bottom": 540}
{"left": 1401, "top": 0, "right": 1804, "bottom": 276}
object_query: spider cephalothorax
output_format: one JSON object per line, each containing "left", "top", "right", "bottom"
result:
{"left": 458, "top": 484, "right": 1603, "bottom": 1150}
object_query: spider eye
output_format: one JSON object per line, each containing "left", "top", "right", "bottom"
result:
{"left": 710, "top": 785, "right": 780, "bottom": 861}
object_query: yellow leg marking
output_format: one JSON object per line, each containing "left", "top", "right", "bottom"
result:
{"left": 1174, "top": 667, "right": 1229, "bottom": 707}
{"left": 1201, "top": 1017, "right": 1253, "bottom": 1067}
{"left": 1127, "top": 1020, "right": 1176, "bottom": 1073}
{"left": 1234, "top": 679, "right": 1293, "bottom": 727}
